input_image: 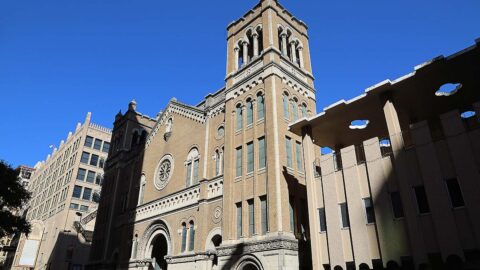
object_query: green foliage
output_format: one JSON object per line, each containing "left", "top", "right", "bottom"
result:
{"left": 0, "top": 160, "right": 31, "bottom": 238}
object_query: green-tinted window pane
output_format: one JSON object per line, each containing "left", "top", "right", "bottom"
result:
{"left": 236, "top": 147, "right": 243, "bottom": 177}
{"left": 285, "top": 138, "right": 293, "bottom": 168}
{"left": 246, "top": 101, "right": 253, "bottom": 126}
{"left": 258, "top": 137, "right": 266, "bottom": 169}
{"left": 247, "top": 142, "right": 254, "bottom": 173}
{"left": 296, "top": 142, "right": 303, "bottom": 172}
{"left": 257, "top": 95, "right": 265, "bottom": 120}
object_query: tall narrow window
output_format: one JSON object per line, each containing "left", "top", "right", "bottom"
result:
{"left": 72, "top": 185, "right": 82, "bottom": 198}
{"left": 94, "top": 139, "right": 103, "bottom": 150}
{"left": 257, "top": 94, "right": 265, "bottom": 120}
{"left": 291, "top": 101, "right": 299, "bottom": 121}
{"left": 390, "top": 191, "right": 405, "bottom": 218}
{"left": 246, "top": 100, "right": 253, "bottom": 126}
{"left": 86, "top": 171, "right": 95, "bottom": 183}
{"left": 258, "top": 137, "right": 266, "bottom": 169}
{"left": 301, "top": 104, "right": 308, "bottom": 118}
{"left": 289, "top": 196, "right": 296, "bottom": 232}
{"left": 283, "top": 94, "right": 290, "bottom": 119}
{"left": 215, "top": 150, "right": 221, "bottom": 176}
{"left": 363, "top": 198, "right": 375, "bottom": 224}
{"left": 236, "top": 147, "right": 243, "bottom": 177}
{"left": 193, "top": 159, "right": 199, "bottom": 184}
{"left": 186, "top": 162, "right": 192, "bottom": 186}
{"left": 247, "top": 142, "right": 254, "bottom": 173}
{"left": 236, "top": 203, "right": 243, "bottom": 238}
{"left": 260, "top": 196, "right": 268, "bottom": 234}
{"left": 80, "top": 152, "right": 90, "bottom": 164}
{"left": 340, "top": 203, "right": 350, "bottom": 228}
{"left": 186, "top": 148, "right": 200, "bottom": 187}
{"left": 188, "top": 221, "right": 195, "bottom": 251}
{"left": 181, "top": 223, "right": 187, "bottom": 252}
{"left": 236, "top": 105, "right": 243, "bottom": 131}
{"left": 318, "top": 208, "right": 327, "bottom": 232}
{"left": 82, "top": 188, "right": 92, "bottom": 201}
{"left": 414, "top": 186, "right": 430, "bottom": 214}
{"left": 248, "top": 199, "right": 255, "bottom": 236}
{"left": 446, "top": 178, "right": 465, "bottom": 208}
{"left": 295, "top": 141, "right": 303, "bottom": 172}
{"left": 76, "top": 168, "right": 86, "bottom": 181}
{"left": 84, "top": 136, "right": 93, "bottom": 147}
{"left": 90, "top": 154, "right": 99, "bottom": 166}
{"left": 285, "top": 137, "right": 293, "bottom": 168}
{"left": 102, "top": 142, "right": 110, "bottom": 153}
{"left": 138, "top": 176, "right": 146, "bottom": 205}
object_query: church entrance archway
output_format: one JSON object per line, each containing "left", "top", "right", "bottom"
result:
{"left": 150, "top": 233, "right": 168, "bottom": 270}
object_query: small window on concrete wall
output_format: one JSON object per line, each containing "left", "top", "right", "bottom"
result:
{"left": 446, "top": 178, "right": 465, "bottom": 208}
{"left": 339, "top": 203, "right": 350, "bottom": 228}
{"left": 414, "top": 186, "right": 430, "bottom": 214}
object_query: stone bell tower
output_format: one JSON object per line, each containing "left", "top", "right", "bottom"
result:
{"left": 219, "top": 0, "right": 316, "bottom": 269}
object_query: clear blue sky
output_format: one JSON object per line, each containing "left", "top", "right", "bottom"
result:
{"left": 1, "top": 0, "right": 479, "bottom": 167}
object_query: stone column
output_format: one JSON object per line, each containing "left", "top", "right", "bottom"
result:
{"left": 301, "top": 125, "right": 323, "bottom": 270}
{"left": 253, "top": 33, "right": 259, "bottom": 57}
{"left": 298, "top": 46, "right": 304, "bottom": 68}
{"left": 290, "top": 40, "right": 297, "bottom": 63}
{"left": 281, "top": 33, "right": 287, "bottom": 56}
{"left": 234, "top": 47, "right": 239, "bottom": 71}
{"left": 242, "top": 41, "right": 249, "bottom": 66}
{"left": 382, "top": 94, "right": 428, "bottom": 266}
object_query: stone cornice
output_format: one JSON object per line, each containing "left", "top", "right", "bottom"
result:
{"left": 216, "top": 237, "right": 299, "bottom": 256}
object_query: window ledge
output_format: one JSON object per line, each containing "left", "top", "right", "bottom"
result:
{"left": 257, "top": 168, "right": 266, "bottom": 174}
{"left": 246, "top": 172, "right": 254, "bottom": 178}
{"left": 246, "top": 124, "right": 253, "bottom": 130}
{"left": 235, "top": 130, "right": 242, "bottom": 135}
{"left": 234, "top": 176, "right": 242, "bottom": 182}
{"left": 341, "top": 227, "right": 350, "bottom": 231}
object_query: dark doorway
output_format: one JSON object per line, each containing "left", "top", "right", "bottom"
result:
{"left": 151, "top": 233, "right": 168, "bottom": 270}
{"left": 242, "top": 263, "right": 259, "bottom": 270}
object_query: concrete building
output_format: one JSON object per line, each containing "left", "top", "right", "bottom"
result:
{"left": 89, "top": 0, "right": 317, "bottom": 269}
{"left": 0, "top": 166, "right": 34, "bottom": 270}
{"left": 289, "top": 41, "right": 480, "bottom": 269}
{"left": 11, "top": 113, "right": 112, "bottom": 270}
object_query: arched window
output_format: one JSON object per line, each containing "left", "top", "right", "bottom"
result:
{"left": 236, "top": 104, "right": 243, "bottom": 131}
{"left": 256, "top": 27, "right": 264, "bottom": 55}
{"left": 188, "top": 221, "right": 195, "bottom": 251}
{"left": 246, "top": 99, "right": 253, "bottom": 126}
{"left": 257, "top": 93, "right": 265, "bottom": 120}
{"left": 301, "top": 103, "right": 308, "bottom": 118}
{"left": 131, "top": 130, "right": 139, "bottom": 148}
{"left": 181, "top": 223, "right": 187, "bottom": 252}
{"left": 138, "top": 175, "right": 146, "bottom": 205}
{"left": 291, "top": 100, "right": 299, "bottom": 121}
{"left": 215, "top": 149, "right": 223, "bottom": 176}
{"left": 185, "top": 148, "right": 200, "bottom": 187}
{"left": 282, "top": 93, "right": 290, "bottom": 119}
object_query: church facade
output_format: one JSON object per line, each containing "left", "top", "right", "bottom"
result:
{"left": 89, "top": 0, "right": 317, "bottom": 269}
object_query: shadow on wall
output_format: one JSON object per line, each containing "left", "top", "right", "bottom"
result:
{"left": 283, "top": 166, "right": 312, "bottom": 270}
{"left": 220, "top": 243, "right": 245, "bottom": 270}
{"left": 316, "top": 118, "right": 480, "bottom": 270}
{"left": 46, "top": 231, "right": 91, "bottom": 270}
{"left": 88, "top": 111, "right": 149, "bottom": 270}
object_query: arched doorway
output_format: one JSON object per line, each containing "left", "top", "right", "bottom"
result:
{"left": 242, "top": 263, "right": 259, "bottom": 270}
{"left": 236, "top": 255, "right": 263, "bottom": 270}
{"left": 151, "top": 233, "right": 168, "bottom": 270}
{"left": 210, "top": 235, "right": 222, "bottom": 268}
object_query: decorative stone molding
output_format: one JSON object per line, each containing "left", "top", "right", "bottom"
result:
{"left": 207, "top": 103, "right": 226, "bottom": 119}
{"left": 146, "top": 102, "right": 206, "bottom": 148}
{"left": 216, "top": 237, "right": 298, "bottom": 257}
{"left": 207, "top": 178, "right": 224, "bottom": 199}
{"left": 212, "top": 206, "right": 222, "bottom": 224}
{"left": 137, "top": 220, "right": 172, "bottom": 259}
{"left": 134, "top": 186, "right": 200, "bottom": 222}
{"left": 165, "top": 252, "right": 216, "bottom": 264}
{"left": 233, "top": 60, "right": 264, "bottom": 85}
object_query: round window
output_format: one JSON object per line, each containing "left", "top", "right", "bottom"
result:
{"left": 155, "top": 155, "right": 174, "bottom": 190}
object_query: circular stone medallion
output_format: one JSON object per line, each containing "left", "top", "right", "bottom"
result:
{"left": 155, "top": 155, "right": 174, "bottom": 190}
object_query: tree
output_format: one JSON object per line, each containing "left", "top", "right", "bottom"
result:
{"left": 0, "top": 160, "right": 31, "bottom": 238}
